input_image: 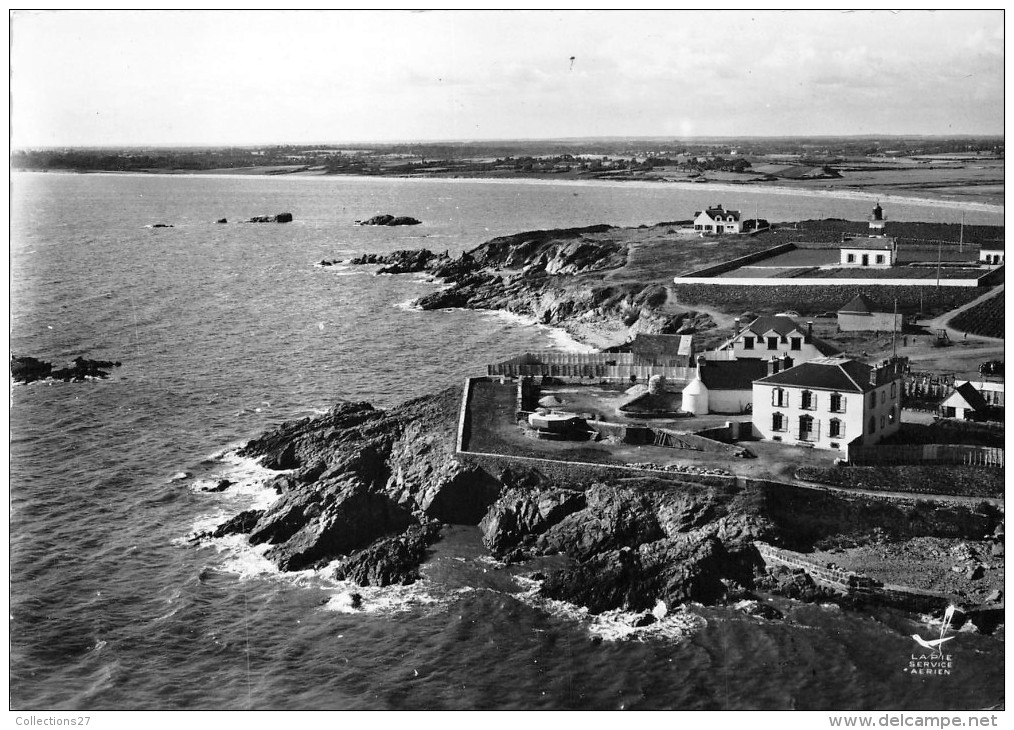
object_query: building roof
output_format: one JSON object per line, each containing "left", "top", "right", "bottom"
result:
{"left": 841, "top": 237, "right": 896, "bottom": 251}
{"left": 754, "top": 356, "right": 884, "bottom": 393}
{"left": 838, "top": 293, "right": 881, "bottom": 315}
{"left": 630, "top": 334, "right": 693, "bottom": 359}
{"left": 745, "top": 315, "right": 804, "bottom": 338}
{"left": 942, "top": 382, "right": 989, "bottom": 413}
{"left": 695, "top": 206, "right": 741, "bottom": 221}
{"left": 700, "top": 359, "right": 769, "bottom": 391}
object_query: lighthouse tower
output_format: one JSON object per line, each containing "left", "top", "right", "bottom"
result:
{"left": 869, "top": 202, "right": 886, "bottom": 234}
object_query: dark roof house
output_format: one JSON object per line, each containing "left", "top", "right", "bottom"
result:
{"left": 754, "top": 356, "right": 900, "bottom": 393}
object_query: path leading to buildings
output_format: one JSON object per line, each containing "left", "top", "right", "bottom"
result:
{"left": 920, "top": 283, "right": 1004, "bottom": 344}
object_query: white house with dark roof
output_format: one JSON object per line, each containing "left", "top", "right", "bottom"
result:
{"left": 713, "top": 315, "right": 840, "bottom": 363}
{"left": 751, "top": 356, "right": 904, "bottom": 451}
{"left": 693, "top": 205, "right": 742, "bottom": 234}
{"left": 839, "top": 235, "right": 898, "bottom": 268}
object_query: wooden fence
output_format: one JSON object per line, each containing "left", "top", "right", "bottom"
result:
{"left": 847, "top": 443, "right": 1004, "bottom": 468}
{"left": 488, "top": 352, "right": 695, "bottom": 382}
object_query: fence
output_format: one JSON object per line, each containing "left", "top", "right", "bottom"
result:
{"left": 487, "top": 352, "right": 696, "bottom": 382}
{"left": 847, "top": 443, "right": 1004, "bottom": 468}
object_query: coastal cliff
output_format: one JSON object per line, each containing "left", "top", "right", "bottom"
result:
{"left": 347, "top": 224, "right": 716, "bottom": 346}
{"left": 207, "top": 386, "right": 1002, "bottom": 615}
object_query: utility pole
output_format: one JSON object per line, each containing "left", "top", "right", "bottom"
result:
{"left": 936, "top": 237, "right": 942, "bottom": 291}
{"left": 892, "top": 297, "right": 898, "bottom": 358}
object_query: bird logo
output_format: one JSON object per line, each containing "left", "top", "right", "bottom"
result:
{"left": 911, "top": 605, "right": 957, "bottom": 657}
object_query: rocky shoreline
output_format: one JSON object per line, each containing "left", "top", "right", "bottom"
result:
{"left": 342, "top": 224, "right": 717, "bottom": 347}
{"left": 199, "top": 385, "right": 1003, "bottom": 627}
{"left": 198, "top": 220, "right": 1006, "bottom": 626}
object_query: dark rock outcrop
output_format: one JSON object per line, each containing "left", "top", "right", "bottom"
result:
{"left": 356, "top": 214, "right": 421, "bottom": 227}
{"left": 211, "top": 509, "right": 265, "bottom": 538}
{"left": 11, "top": 356, "right": 52, "bottom": 383}
{"left": 247, "top": 213, "right": 293, "bottom": 223}
{"left": 333, "top": 523, "right": 443, "bottom": 586}
{"left": 220, "top": 388, "right": 503, "bottom": 577}
{"left": 12, "top": 355, "right": 122, "bottom": 383}
{"left": 216, "top": 218, "right": 228, "bottom": 224}
{"left": 346, "top": 249, "right": 451, "bottom": 275}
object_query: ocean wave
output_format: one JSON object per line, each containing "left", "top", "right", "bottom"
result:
{"left": 478, "top": 309, "right": 598, "bottom": 353}
{"left": 321, "top": 581, "right": 478, "bottom": 616}
{"left": 514, "top": 577, "right": 706, "bottom": 643}
{"left": 394, "top": 298, "right": 423, "bottom": 312}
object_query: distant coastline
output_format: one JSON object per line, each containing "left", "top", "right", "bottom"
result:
{"left": 12, "top": 168, "right": 1004, "bottom": 217}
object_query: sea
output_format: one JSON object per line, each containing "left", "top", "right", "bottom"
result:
{"left": 9, "top": 172, "right": 1005, "bottom": 711}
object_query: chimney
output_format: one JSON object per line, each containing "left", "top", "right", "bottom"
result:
{"left": 734, "top": 317, "right": 741, "bottom": 336}
{"left": 696, "top": 354, "right": 707, "bottom": 373}
{"left": 806, "top": 321, "right": 813, "bottom": 343}
{"left": 870, "top": 366, "right": 878, "bottom": 387}
{"left": 781, "top": 355, "right": 793, "bottom": 371}
{"left": 768, "top": 356, "right": 779, "bottom": 376}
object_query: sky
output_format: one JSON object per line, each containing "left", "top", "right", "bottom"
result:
{"left": 10, "top": 9, "right": 1006, "bottom": 147}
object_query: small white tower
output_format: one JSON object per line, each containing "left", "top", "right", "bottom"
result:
{"left": 681, "top": 356, "right": 710, "bottom": 415}
{"left": 869, "top": 202, "right": 886, "bottom": 234}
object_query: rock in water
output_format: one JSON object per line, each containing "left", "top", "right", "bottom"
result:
{"left": 333, "top": 523, "right": 443, "bottom": 586}
{"left": 210, "top": 509, "right": 265, "bottom": 538}
{"left": 247, "top": 213, "right": 293, "bottom": 223}
{"left": 11, "top": 355, "right": 53, "bottom": 383}
{"left": 356, "top": 214, "right": 422, "bottom": 227}
{"left": 251, "top": 478, "right": 415, "bottom": 572}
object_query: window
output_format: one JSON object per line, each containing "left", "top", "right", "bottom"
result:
{"left": 829, "top": 418, "right": 843, "bottom": 438}
{"left": 888, "top": 406, "right": 896, "bottom": 425}
{"left": 876, "top": 254, "right": 885, "bottom": 264}
{"left": 772, "top": 388, "right": 787, "bottom": 407}
{"left": 767, "top": 336, "right": 778, "bottom": 350}
{"left": 772, "top": 412, "right": 785, "bottom": 432}
{"left": 881, "top": 391, "right": 886, "bottom": 405}
{"left": 846, "top": 253, "right": 856, "bottom": 263}
{"left": 799, "top": 414, "right": 815, "bottom": 441}
{"left": 743, "top": 336, "right": 754, "bottom": 350}
{"left": 801, "top": 390, "right": 814, "bottom": 410}
{"left": 830, "top": 392, "right": 844, "bottom": 413}
{"left": 790, "top": 337, "right": 801, "bottom": 351}
{"left": 880, "top": 415, "right": 886, "bottom": 429}
{"left": 868, "top": 416, "right": 876, "bottom": 434}
{"left": 890, "top": 382, "right": 897, "bottom": 398}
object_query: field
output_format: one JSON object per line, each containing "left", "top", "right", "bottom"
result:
{"left": 796, "top": 465, "right": 1004, "bottom": 499}
{"left": 805, "top": 267, "right": 983, "bottom": 281}
{"left": 948, "top": 291, "right": 1005, "bottom": 338}
{"left": 670, "top": 283, "right": 987, "bottom": 317}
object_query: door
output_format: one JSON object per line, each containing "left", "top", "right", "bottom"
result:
{"left": 861, "top": 254, "right": 869, "bottom": 266}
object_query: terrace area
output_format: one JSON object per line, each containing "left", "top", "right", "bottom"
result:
{"left": 462, "top": 378, "right": 840, "bottom": 482}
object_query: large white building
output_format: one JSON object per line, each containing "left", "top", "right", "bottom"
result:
{"left": 839, "top": 235, "right": 898, "bottom": 268}
{"left": 714, "top": 315, "right": 840, "bottom": 363}
{"left": 693, "top": 205, "right": 742, "bottom": 234}
{"left": 752, "top": 356, "right": 905, "bottom": 451}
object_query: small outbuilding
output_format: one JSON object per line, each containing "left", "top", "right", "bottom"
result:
{"left": 939, "top": 382, "right": 990, "bottom": 421}
{"left": 837, "top": 293, "right": 903, "bottom": 333}
{"left": 979, "top": 249, "right": 1004, "bottom": 267}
